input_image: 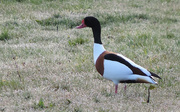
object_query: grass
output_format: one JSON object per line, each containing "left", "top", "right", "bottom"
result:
{"left": 0, "top": 79, "right": 23, "bottom": 91}
{"left": 68, "top": 37, "right": 88, "bottom": 46}
{"left": 0, "top": 0, "right": 180, "bottom": 111}
{"left": 36, "top": 15, "right": 80, "bottom": 29}
{"left": 0, "top": 29, "right": 11, "bottom": 41}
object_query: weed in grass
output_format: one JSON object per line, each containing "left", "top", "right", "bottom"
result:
{"left": 32, "top": 98, "right": 45, "bottom": 109}
{"left": 0, "top": 29, "right": 11, "bottom": 41}
{"left": 48, "top": 102, "right": 55, "bottom": 108}
{"left": 68, "top": 37, "right": 88, "bottom": 46}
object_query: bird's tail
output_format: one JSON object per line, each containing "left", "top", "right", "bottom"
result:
{"left": 150, "top": 72, "right": 161, "bottom": 79}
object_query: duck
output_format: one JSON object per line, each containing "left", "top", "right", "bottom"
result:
{"left": 76, "top": 16, "right": 161, "bottom": 96}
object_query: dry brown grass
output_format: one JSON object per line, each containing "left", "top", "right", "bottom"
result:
{"left": 0, "top": 0, "right": 179, "bottom": 111}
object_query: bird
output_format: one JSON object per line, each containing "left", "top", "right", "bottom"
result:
{"left": 76, "top": 16, "right": 161, "bottom": 101}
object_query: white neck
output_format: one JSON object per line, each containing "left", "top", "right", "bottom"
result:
{"left": 93, "top": 43, "right": 106, "bottom": 64}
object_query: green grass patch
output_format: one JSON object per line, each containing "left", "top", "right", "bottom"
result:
{"left": 0, "top": 30, "right": 11, "bottom": 41}
{"left": 32, "top": 98, "right": 46, "bottom": 109}
{"left": 175, "top": 91, "right": 180, "bottom": 98}
{"left": 38, "top": 98, "right": 45, "bottom": 109}
{"left": 160, "top": 0, "right": 172, "bottom": 3}
{"left": 4, "top": 0, "right": 55, "bottom": 4}
{"left": 94, "top": 12, "right": 178, "bottom": 27}
{"left": 157, "top": 17, "right": 178, "bottom": 24}
{"left": 164, "top": 32, "right": 176, "bottom": 39}
{"left": 36, "top": 15, "right": 80, "bottom": 29}
{"left": 4, "top": 21, "right": 19, "bottom": 29}
{"left": 32, "top": 98, "right": 56, "bottom": 110}
{"left": 177, "top": 40, "right": 180, "bottom": 46}
{"left": 15, "top": 0, "right": 26, "bottom": 2}
{"left": 68, "top": 37, "right": 88, "bottom": 46}
{"left": 126, "top": 32, "right": 152, "bottom": 48}
{"left": 95, "top": 13, "right": 150, "bottom": 26}
{"left": 0, "top": 79, "right": 23, "bottom": 91}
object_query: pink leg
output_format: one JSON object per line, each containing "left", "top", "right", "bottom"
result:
{"left": 115, "top": 84, "right": 118, "bottom": 94}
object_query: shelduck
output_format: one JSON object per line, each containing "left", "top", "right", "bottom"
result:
{"left": 76, "top": 16, "right": 161, "bottom": 101}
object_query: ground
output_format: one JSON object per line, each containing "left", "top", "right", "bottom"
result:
{"left": 0, "top": 0, "right": 179, "bottom": 111}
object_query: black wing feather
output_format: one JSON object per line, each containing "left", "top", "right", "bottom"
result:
{"left": 104, "top": 53, "right": 133, "bottom": 68}
{"left": 104, "top": 53, "right": 147, "bottom": 76}
{"left": 104, "top": 53, "right": 161, "bottom": 79}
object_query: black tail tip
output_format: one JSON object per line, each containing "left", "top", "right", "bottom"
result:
{"left": 150, "top": 72, "right": 162, "bottom": 79}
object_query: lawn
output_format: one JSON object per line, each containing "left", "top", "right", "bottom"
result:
{"left": 0, "top": 0, "right": 179, "bottom": 111}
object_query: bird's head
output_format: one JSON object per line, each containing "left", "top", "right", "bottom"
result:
{"left": 76, "top": 16, "right": 100, "bottom": 29}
